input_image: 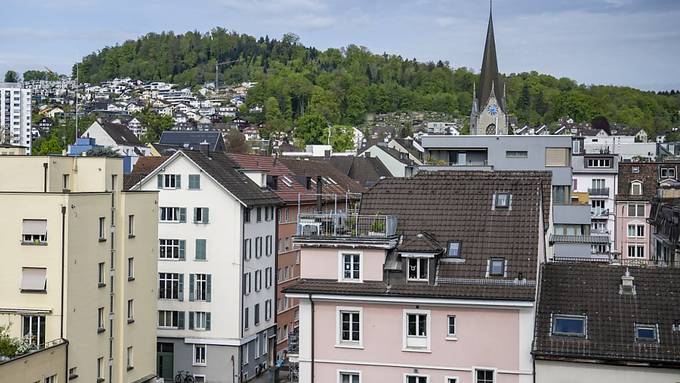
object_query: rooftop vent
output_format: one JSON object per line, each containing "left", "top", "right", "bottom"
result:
{"left": 619, "top": 268, "right": 636, "bottom": 296}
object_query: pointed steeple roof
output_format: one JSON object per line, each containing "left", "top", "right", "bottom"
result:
{"left": 477, "top": 1, "right": 505, "bottom": 112}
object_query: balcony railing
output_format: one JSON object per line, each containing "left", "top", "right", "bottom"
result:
{"left": 591, "top": 208, "right": 609, "bottom": 218}
{"left": 588, "top": 187, "right": 610, "bottom": 196}
{"left": 296, "top": 213, "right": 397, "bottom": 238}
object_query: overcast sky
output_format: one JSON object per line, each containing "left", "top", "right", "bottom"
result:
{"left": 2, "top": 0, "right": 679, "bottom": 90}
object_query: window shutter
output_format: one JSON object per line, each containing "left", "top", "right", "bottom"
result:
{"left": 206, "top": 275, "right": 212, "bottom": 302}
{"left": 178, "top": 274, "right": 184, "bottom": 301}
{"left": 206, "top": 313, "right": 211, "bottom": 330}
{"left": 179, "top": 208, "right": 186, "bottom": 223}
{"left": 193, "top": 208, "right": 199, "bottom": 222}
{"left": 175, "top": 175, "right": 181, "bottom": 189}
{"left": 195, "top": 239, "right": 206, "bottom": 260}
{"left": 178, "top": 311, "right": 185, "bottom": 329}
{"left": 179, "top": 240, "right": 186, "bottom": 260}
{"left": 157, "top": 175, "right": 163, "bottom": 188}
{"left": 189, "top": 274, "right": 195, "bottom": 302}
{"left": 203, "top": 208, "right": 209, "bottom": 224}
{"left": 189, "top": 312, "right": 194, "bottom": 330}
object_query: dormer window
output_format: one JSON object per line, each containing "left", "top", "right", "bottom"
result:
{"left": 552, "top": 314, "right": 587, "bottom": 337}
{"left": 635, "top": 324, "right": 658, "bottom": 342}
{"left": 494, "top": 193, "right": 511, "bottom": 209}
{"left": 487, "top": 258, "right": 505, "bottom": 277}
{"left": 630, "top": 181, "right": 642, "bottom": 196}
{"left": 407, "top": 258, "right": 428, "bottom": 281}
{"left": 447, "top": 241, "right": 461, "bottom": 258}
{"left": 632, "top": 166, "right": 640, "bottom": 173}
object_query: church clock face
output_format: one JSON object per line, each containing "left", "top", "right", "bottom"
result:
{"left": 487, "top": 103, "right": 498, "bottom": 116}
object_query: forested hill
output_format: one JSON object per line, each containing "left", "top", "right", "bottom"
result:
{"left": 76, "top": 28, "right": 680, "bottom": 135}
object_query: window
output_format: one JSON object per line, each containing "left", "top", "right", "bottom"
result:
{"left": 494, "top": 193, "right": 510, "bottom": 208}
{"left": 244, "top": 238, "right": 252, "bottom": 260}
{"left": 627, "top": 224, "right": 645, "bottom": 238}
{"left": 244, "top": 272, "right": 252, "bottom": 295}
{"left": 265, "top": 267, "right": 273, "bottom": 288}
{"left": 22, "top": 315, "right": 45, "bottom": 346}
{"left": 195, "top": 239, "right": 207, "bottom": 260}
{"left": 265, "top": 206, "right": 270, "bottom": 221}
{"left": 159, "top": 273, "right": 182, "bottom": 300}
{"left": 62, "top": 174, "right": 70, "bottom": 190}
{"left": 338, "top": 309, "right": 361, "bottom": 346}
{"left": 256, "top": 237, "right": 263, "bottom": 258}
{"left": 127, "top": 299, "right": 134, "bottom": 322}
{"left": 446, "top": 379, "right": 459, "bottom": 383}
{"left": 266, "top": 235, "right": 273, "bottom": 256}
{"left": 405, "top": 375, "right": 428, "bottom": 383}
{"left": 68, "top": 367, "right": 78, "bottom": 379}
{"left": 265, "top": 299, "right": 272, "bottom": 321}
{"left": 447, "top": 241, "right": 461, "bottom": 257}
{"left": 21, "top": 219, "right": 48, "bottom": 244}
{"left": 128, "top": 257, "right": 134, "bottom": 280}
{"left": 407, "top": 258, "right": 428, "bottom": 281}
{"left": 341, "top": 253, "right": 361, "bottom": 281}
{"left": 97, "top": 357, "right": 104, "bottom": 380}
{"left": 194, "top": 207, "right": 209, "bottom": 223}
{"left": 628, "top": 245, "right": 645, "bottom": 258}
{"left": 128, "top": 215, "right": 135, "bottom": 237}
{"left": 506, "top": 150, "right": 527, "bottom": 158}
{"left": 98, "top": 217, "right": 106, "bottom": 240}
{"left": 591, "top": 179, "right": 605, "bottom": 190}
{"left": 160, "top": 207, "right": 186, "bottom": 222}
{"left": 192, "top": 274, "right": 210, "bottom": 301}
{"left": 44, "top": 374, "right": 57, "bottom": 383}
{"left": 256, "top": 207, "right": 262, "bottom": 222}
{"left": 98, "top": 262, "right": 105, "bottom": 286}
{"left": 21, "top": 267, "right": 47, "bottom": 292}
{"left": 159, "top": 174, "right": 181, "bottom": 189}
{"left": 592, "top": 200, "right": 605, "bottom": 215}
{"left": 254, "top": 304, "right": 260, "bottom": 325}
{"left": 635, "top": 324, "right": 658, "bottom": 341}
{"left": 159, "top": 239, "right": 184, "bottom": 260}
{"left": 158, "top": 310, "right": 182, "bottom": 328}
{"left": 631, "top": 181, "right": 642, "bottom": 195}
{"left": 255, "top": 270, "right": 262, "bottom": 291}
{"left": 475, "top": 369, "right": 494, "bottom": 383}
{"left": 97, "top": 307, "right": 105, "bottom": 332}
{"left": 192, "top": 311, "right": 210, "bottom": 330}
{"left": 404, "top": 310, "right": 429, "bottom": 350}
{"left": 632, "top": 166, "right": 640, "bottom": 173}
{"left": 447, "top": 315, "right": 456, "bottom": 338}
{"left": 244, "top": 208, "right": 251, "bottom": 223}
{"left": 552, "top": 315, "right": 586, "bottom": 337}
{"left": 586, "top": 158, "right": 611, "bottom": 168}
{"left": 660, "top": 167, "right": 676, "bottom": 179}
{"left": 488, "top": 258, "right": 505, "bottom": 277}
{"left": 244, "top": 307, "right": 249, "bottom": 330}
{"left": 127, "top": 346, "right": 134, "bottom": 369}
{"left": 188, "top": 174, "right": 201, "bottom": 189}
{"left": 193, "top": 344, "right": 207, "bottom": 366}
{"left": 628, "top": 203, "right": 645, "bottom": 217}
{"left": 339, "top": 372, "right": 360, "bottom": 383}
{"left": 545, "top": 148, "right": 570, "bottom": 167}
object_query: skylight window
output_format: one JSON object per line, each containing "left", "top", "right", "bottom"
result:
{"left": 447, "top": 241, "right": 461, "bottom": 258}
{"left": 495, "top": 193, "right": 511, "bottom": 209}
{"left": 488, "top": 258, "right": 505, "bottom": 276}
{"left": 281, "top": 176, "right": 293, "bottom": 187}
{"left": 635, "top": 324, "right": 658, "bottom": 341}
{"left": 552, "top": 315, "right": 586, "bottom": 337}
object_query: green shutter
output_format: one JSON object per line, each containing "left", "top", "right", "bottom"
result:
{"left": 189, "top": 274, "right": 195, "bottom": 301}
{"left": 206, "top": 313, "right": 211, "bottom": 330}
{"left": 179, "top": 240, "right": 186, "bottom": 260}
{"left": 179, "top": 208, "right": 186, "bottom": 223}
{"left": 157, "top": 175, "right": 163, "bottom": 188}
{"left": 175, "top": 175, "right": 181, "bottom": 189}
{"left": 202, "top": 208, "right": 209, "bottom": 224}
{"left": 178, "top": 311, "right": 185, "bottom": 329}
{"left": 178, "top": 274, "right": 184, "bottom": 301}
{"left": 193, "top": 208, "right": 199, "bottom": 222}
{"left": 189, "top": 312, "right": 194, "bottom": 329}
{"left": 196, "top": 239, "right": 206, "bottom": 260}
{"left": 206, "top": 275, "right": 212, "bottom": 302}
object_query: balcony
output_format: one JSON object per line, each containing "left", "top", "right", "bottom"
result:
{"left": 588, "top": 188, "right": 610, "bottom": 197}
{"left": 295, "top": 213, "right": 399, "bottom": 247}
{"left": 591, "top": 209, "right": 609, "bottom": 219}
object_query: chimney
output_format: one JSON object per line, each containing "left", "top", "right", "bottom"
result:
{"left": 316, "top": 175, "right": 323, "bottom": 213}
{"left": 619, "top": 268, "right": 636, "bottom": 295}
{"left": 199, "top": 140, "right": 210, "bottom": 157}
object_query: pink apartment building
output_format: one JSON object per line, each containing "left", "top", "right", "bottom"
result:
{"left": 286, "top": 171, "right": 550, "bottom": 383}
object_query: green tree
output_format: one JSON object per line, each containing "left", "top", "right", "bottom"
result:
{"left": 136, "top": 108, "right": 173, "bottom": 143}
{"left": 0, "top": 325, "right": 20, "bottom": 358}
{"left": 225, "top": 128, "right": 248, "bottom": 153}
{"left": 4, "top": 70, "right": 19, "bottom": 82}
{"left": 293, "top": 112, "right": 327, "bottom": 147}
{"left": 329, "top": 125, "right": 355, "bottom": 152}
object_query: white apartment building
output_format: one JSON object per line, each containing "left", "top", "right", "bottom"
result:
{"left": 0, "top": 155, "right": 158, "bottom": 383}
{"left": 130, "top": 148, "right": 281, "bottom": 382}
{"left": 1, "top": 82, "right": 32, "bottom": 153}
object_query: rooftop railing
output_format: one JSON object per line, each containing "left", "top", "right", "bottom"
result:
{"left": 296, "top": 213, "right": 397, "bottom": 238}
{"left": 588, "top": 187, "right": 610, "bottom": 196}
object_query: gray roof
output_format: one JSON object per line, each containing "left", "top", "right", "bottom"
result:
{"left": 96, "top": 121, "right": 142, "bottom": 146}
{"left": 549, "top": 235, "right": 610, "bottom": 244}
{"left": 159, "top": 131, "right": 225, "bottom": 152}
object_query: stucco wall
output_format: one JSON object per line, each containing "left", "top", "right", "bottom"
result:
{"left": 535, "top": 360, "right": 680, "bottom": 383}
{"left": 615, "top": 201, "right": 652, "bottom": 260}
{"left": 0, "top": 341, "right": 67, "bottom": 383}
{"left": 300, "top": 248, "right": 386, "bottom": 281}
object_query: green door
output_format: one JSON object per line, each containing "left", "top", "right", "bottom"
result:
{"left": 157, "top": 342, "right": 174, "bottom": 381}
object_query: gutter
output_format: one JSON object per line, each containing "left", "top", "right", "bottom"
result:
{"left": 238, "top": 207, "right": 245, "bottom": 382}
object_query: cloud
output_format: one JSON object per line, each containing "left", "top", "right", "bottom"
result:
{"left": 293, "top": 14, "right": 336, "bottom": 28}
{"left": 217, "top": 0, "right": 327, "bottom": 12}
{"left": 435, "top": 17, "right": 456, "bottom": 27}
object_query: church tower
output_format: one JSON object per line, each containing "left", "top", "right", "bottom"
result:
{"left": 470, "top": 1, "right": 508, "bottom": 135}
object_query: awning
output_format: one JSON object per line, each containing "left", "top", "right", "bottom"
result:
{"left": 21, "top": 268, "right": 47, "bottom": 291}
{"left": 22, "top": 219, "right": 47, "bottom": 235}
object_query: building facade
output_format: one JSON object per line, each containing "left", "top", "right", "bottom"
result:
{"left": 130, "top": 149, "right": 281, "bottom": 382}
{"left": 0, "top": 155, "right": 158, "bottom": 383}
{"left": 1, "top": 82, "right": 32, "bottom": 153}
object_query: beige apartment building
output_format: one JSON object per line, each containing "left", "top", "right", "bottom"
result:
{"left": 0, "top": 155, "right": 158, "bottom": 383}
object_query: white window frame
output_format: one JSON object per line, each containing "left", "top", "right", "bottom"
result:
{"left": 403, "top": 373, "right": 429, "bottom": 383}
{"left": 159, "top": 239, "right": 182, "bottom": 259}
{"left": 162, "top": 174, "right": 180, "bottom": 189}
{"left": 194, "top": 311, "right": 208, "bottom": 330}
{"left": 627, "top": 244, "right": 645, "bottom": 258}
{"left": 445, "top": 377, "right": 459, "bottom": 383}
{"left": 158, "top": 310, "right": 179, "bottom": 328}
{"left": 630, "top": 181, "right": 643, "bottom": 195}
{"left": 472, "top": 368, "right": 496, "bottom": 383}
{"left": 193, "top": 344, "right": 207, "bottom": 366}
{"left": 446, "top": 315, "right": 457, "bottom": 340}
{"left": 407, "top": 258, "right": 429, "bottom": 281}
{"left": 98, "top": 217, "right": 106, "bottom": 240}
{"left": 628, "top": 203, "right": 645, "bottom": 217}
{"left": 160, "top": 207, "right": 183, "bottom": 222}
{"left": 336, "top": 306, "right": 363, "bottom": 349}
{"left": 127, "top": 299, "right": 134, "bottom": 322}
{"left": 403, "top": 309, "right": 431, "bottom": 352}
{"left": 627, "top": 223, "right": 645, "bottom": 238}
{"left": 338, "top": 251, "right": 363, "bottom": 282}
{"left": 127, "top": 346, "right": 134, "bottom": 368}
{"left": 195, "top": 274, "right": 208, "bottom": 301}
{"left": 337, "top": 370, "right": 362, "bottom": 383}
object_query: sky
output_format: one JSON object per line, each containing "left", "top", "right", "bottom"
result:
{"left": 2, "top": 0, "right": 679, "bottom": 91}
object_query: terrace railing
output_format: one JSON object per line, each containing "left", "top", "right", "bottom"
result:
{"left": 297, "top": 213, "right": 397, "bottom": 238}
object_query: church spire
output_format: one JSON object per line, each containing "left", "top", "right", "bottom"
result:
{"left": 477, "top": 0, "right": 505, "bottom": 113}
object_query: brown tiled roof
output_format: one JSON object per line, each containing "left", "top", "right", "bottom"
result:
{"left": 533, "top": 262, "right": 680, "bottom": 366}
{"left": 325, "top": 156, "right": 391, "bottom": 188}
{"left": 279, "top": 158, "right": 365, "bottom": 195}
{"left": 399, "top": 232, "right": 443, "bottom": 253}
{"left": 616, "top": 162, "right": 659, "bottom": 201}
{"left": 124, "top": 156, "right": 169, "bottom": 190}
{"left": 286, "top": 278, "right": 536, "bottom": 301}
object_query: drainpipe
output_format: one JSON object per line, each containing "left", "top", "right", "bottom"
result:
{"left": 274, "top": 205, "right": 280, "bottom": 382}
{"left": 60, "top": 205, "right": 67, "bottom": 378}
{"left": 43, "top": 162, "right": 49, "bottom": 192}
{"left": 309, "top": 293, "right": 315, "bottom": 383}
{"left": 239, "top": 207, "right": 246, "bottom": 382}
{"left": 316, "top": 176, "right": 322, "bottom": 213}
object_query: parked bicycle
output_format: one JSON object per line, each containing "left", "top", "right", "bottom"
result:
{"left": 174, "top": 370, "right": 195, "bottom": 383}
